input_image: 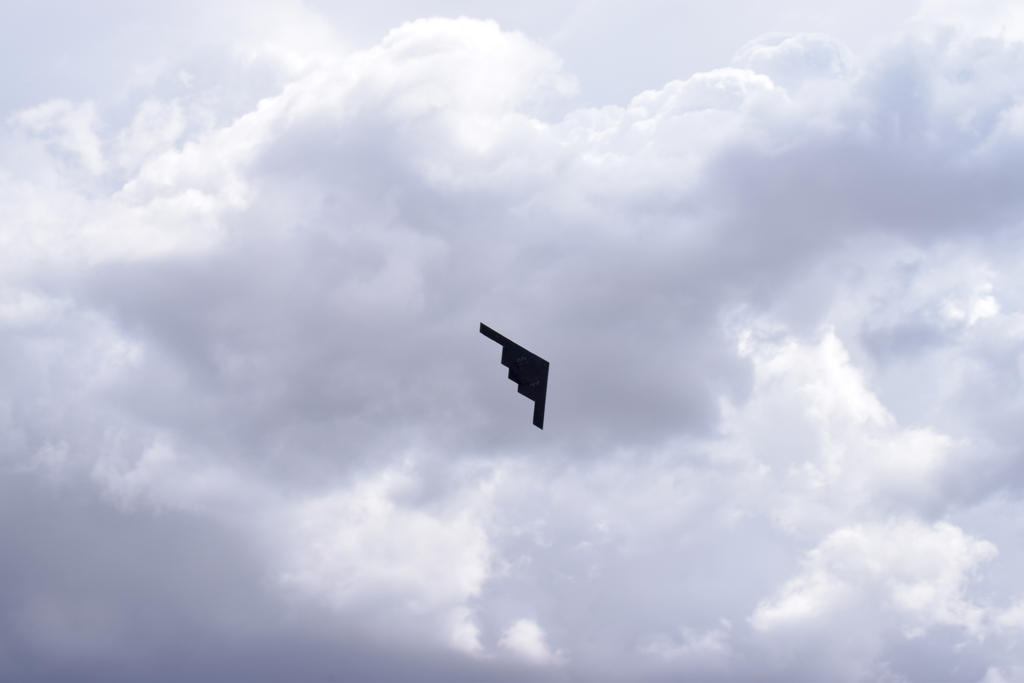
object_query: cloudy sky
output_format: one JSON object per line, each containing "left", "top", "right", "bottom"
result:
{"left": 4, "top": 1, "right": 1024, "bottom": 681}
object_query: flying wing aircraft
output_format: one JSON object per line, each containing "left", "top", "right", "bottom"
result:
{"left": 479, "top": 323, "right": 549, "bottom": 429}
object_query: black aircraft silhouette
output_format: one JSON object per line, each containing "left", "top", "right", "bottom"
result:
{"left": 480, "top": 323, "right": 548, "bottom": 429}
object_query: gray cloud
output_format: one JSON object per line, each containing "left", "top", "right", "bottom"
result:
{"left": 4, "top": 3, "right": 1024, "bottom": 681}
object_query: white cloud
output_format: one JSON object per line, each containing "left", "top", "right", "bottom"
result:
{"left": 981, "top": 667, "right": 1024, "bottom": 683}
{"left": 914, "top": 0, "right": 1024, "bottom": 41}
{"left": 114, "top": 99, "right": 186, "bottom": 171}
{"left": 735, "top": 33, "right": 856, "bottom": 88}
{"left": 448, "top": 606, "right": 484, "bottom": 655}
{"left": 640, "top": 621, "right": 732, "bottom": 664}
{"left": 751, "top": 519, "right": 997, "bottom": 636}
{"left": 279, "top": 461, "right": 492, "bottom": 646}
{"left": 725, "top": 325, "right": 961, "bottom": 533}
{"left": 498, "top": 618, "right": 562, "bottom": 664}
{"left": 9, "top": 99, "right": 105, "bottom": 174}
{"left": 5, "top": 6, "right": 1024, "bottom": 683}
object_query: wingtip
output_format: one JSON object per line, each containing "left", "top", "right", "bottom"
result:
{"left": 532, "top": 403, "right": 545, "bottom": 429}
{"left": 479, "top": 323, "right": 506, "bottom": 345}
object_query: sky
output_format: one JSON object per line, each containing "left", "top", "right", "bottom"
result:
{"left": 3, "top": 1, "right": 1024, "bottom": 681}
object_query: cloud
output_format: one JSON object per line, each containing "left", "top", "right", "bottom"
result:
{"left": 734, "top": 33, "right": 856, "bottom": 88}
{"left": 4, "top": 7, "right": 1024, "bottom": 682}
{"left": 9, "top": 99, "right": 105, "bottom": 174}
{"left": 640, "top": 620, "right": 732, "bottom": 664}
{"left": 979, "top": 667, "right": 1024, "bottom": 683}
{"left": 751, "top": 520, "right": 996, "bottom": 635}
{"left": 744, "top": 518, "right": 999, "bottom": 682}
{"left": 914, "top": 0, "right": 1024, "bottom": 41}
{"left": 279, "top": 460, "right": 493, "bottom": 649}
{"left": 498, "top": 618, "right": 563, "bottom": 664}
